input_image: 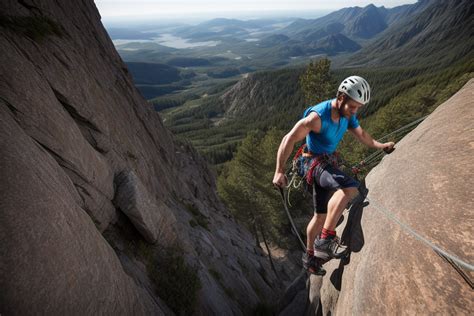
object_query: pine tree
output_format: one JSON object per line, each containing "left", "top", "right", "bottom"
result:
{"left": 299, "top": 58, "right": 333, "bottom": 105}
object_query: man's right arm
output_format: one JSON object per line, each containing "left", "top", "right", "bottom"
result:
{"left": 273, "top": 112, "right": 321, "bottom": 188}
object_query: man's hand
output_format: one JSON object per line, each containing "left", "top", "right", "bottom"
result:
{"left": 273, "top": 172, "right": 288, "bottom": 188}
{"left": 382, "top": 141, "right": 395, "bottom": 153}
{"left": 350, "top": 127, "right": 395, "bottom": 151}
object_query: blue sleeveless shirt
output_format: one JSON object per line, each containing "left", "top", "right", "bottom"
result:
{"left": 303, "top": 99, "right": 359, "bottom": 154}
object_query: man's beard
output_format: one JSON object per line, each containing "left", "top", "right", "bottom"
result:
{"left": 343, "top": 109, "right": 352, "bottom": 119}
{"left": 338, "top": 101, "right": 350, "bottom": 118}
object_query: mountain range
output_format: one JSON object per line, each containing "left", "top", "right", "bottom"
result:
{"left": 109, "top": 0, "right": 474, "bottom": 102}
{"left": 345, "top": 0, "right": 474, "bottom": 67}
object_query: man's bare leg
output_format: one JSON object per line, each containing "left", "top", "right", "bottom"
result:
{"left": 313, "top": 187, "right": 358, "bottom": 261}
{"left": 303, "top": 213, "right": 327, "bottom": 275}
{"left": 306, "top": 213, "right": 326, "bottom": 250}
{"left": 323, "top": 187, "right": 358, "bottom": 231}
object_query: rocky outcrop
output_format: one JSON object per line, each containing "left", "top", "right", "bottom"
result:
{"left": 317, "top": 78, "right": 474, "bottom": 314}
{"left": 0, "top": 1, "right": 288, "bottom": 314}
{"left": 114, "top": 170, "right": 178, "bottom": 244}
{"left": 220, "top": 73, "right": 264, "bottom": 117}
{"left": 219, "top": 69, "right": 304, "bottom": 122}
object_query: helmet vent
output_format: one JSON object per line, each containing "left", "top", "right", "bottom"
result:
{"left": 349, "top": 79, "right": 355, "bottom": 83}
{"left": 357, "top": 89, "right": 362, "bottom": 98}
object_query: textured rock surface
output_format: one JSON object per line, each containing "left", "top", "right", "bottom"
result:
{"left": 220, "top": 74, "right": 264, "bottom": 117}
{"left": 0, "top": 1, "right": 290, "bottom": 314}
{"left": 0, "top": 104, "right": 162, "bottom": 315}
{"left": 318, "top": 78, "right": 474, "bottom": 315}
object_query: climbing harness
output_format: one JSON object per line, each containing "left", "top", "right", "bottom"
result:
{"left": 286, "top": 144, "right": 339, "bottom": 206}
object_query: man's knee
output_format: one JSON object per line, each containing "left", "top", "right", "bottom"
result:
{"left": 342, "top": 187, "right": 358, "bottom": 199}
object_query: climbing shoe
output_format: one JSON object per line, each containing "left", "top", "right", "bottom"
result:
{"left": 302, "top": 252, "right": 326, "bottom": 276}
{"left": 314, "top": 235, "right": 347, "bottom": 262}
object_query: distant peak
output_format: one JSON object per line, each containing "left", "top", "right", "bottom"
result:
{"left": 363, "top": 3, "right": 379, "bottom": 11}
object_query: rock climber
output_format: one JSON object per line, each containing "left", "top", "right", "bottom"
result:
{"left": 272, "top": 76, "right": 394, "bottom": 274}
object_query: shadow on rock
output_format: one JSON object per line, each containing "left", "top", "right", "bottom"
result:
{"left": 278, "top": 270, "right": 309, "bottom": 316}
{"left": 330, "top": 180, "right": 369, "bottom": 291}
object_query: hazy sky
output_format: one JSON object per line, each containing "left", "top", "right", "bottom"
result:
{"left": 95, "top": 0, "right": 418, "bottom": 21}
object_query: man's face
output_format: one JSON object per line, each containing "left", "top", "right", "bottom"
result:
{"left": 340, "top": 97, "right": 363, "bottom": 118}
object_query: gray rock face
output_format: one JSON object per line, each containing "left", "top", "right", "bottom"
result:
{"left": 278, "top": 272, "right": 310, "bottom": 316}
{"left": 0, "top": 105, "right": 162, "bottom": 315}
{"left": 0, "top": 0, "right": 288, "bottom": 314}
{"left": 318, "top": 78, "right": 474, "bottom": 315}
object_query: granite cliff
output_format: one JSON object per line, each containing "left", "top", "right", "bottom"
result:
{"left": 0, "top": 1, "right": 290, "bottom": 314}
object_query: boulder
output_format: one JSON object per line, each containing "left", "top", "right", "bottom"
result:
{"left": 114, "top": 170, "right": 177, "bottom": 244}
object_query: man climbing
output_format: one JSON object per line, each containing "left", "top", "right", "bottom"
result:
{"left": 272, "top": 76, "right": 394, "bottom": 274}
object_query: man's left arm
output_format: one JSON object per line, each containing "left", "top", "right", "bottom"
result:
{"left": 349, "top": 126, "right": 395, "bottom": 150}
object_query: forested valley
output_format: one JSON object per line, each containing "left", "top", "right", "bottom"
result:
{"left": 132, "top": 0, "right": 474, "bottom": 250}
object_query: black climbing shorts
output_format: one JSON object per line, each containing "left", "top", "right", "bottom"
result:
{"left": 312, "top": 164, "right": 359, "bottom": 214}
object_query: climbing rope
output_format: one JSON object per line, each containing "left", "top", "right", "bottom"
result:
{"left": 377, "top": 115, "right": 429, "bottom": 143}
{"left": 352, "top": 115, "right": 429, "bottom": 172}
{"left": 436, "top": 251, "right": 474, "bottom": 289}
{"left": 365, "top": 196, "right": 474, "bottom": 272}
{"left": 278, "top": 187, "right": 307, "bottom": 252}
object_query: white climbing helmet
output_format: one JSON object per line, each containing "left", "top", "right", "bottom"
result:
{"left": 338, "top": 76, "right": 371, "bottom": 105}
